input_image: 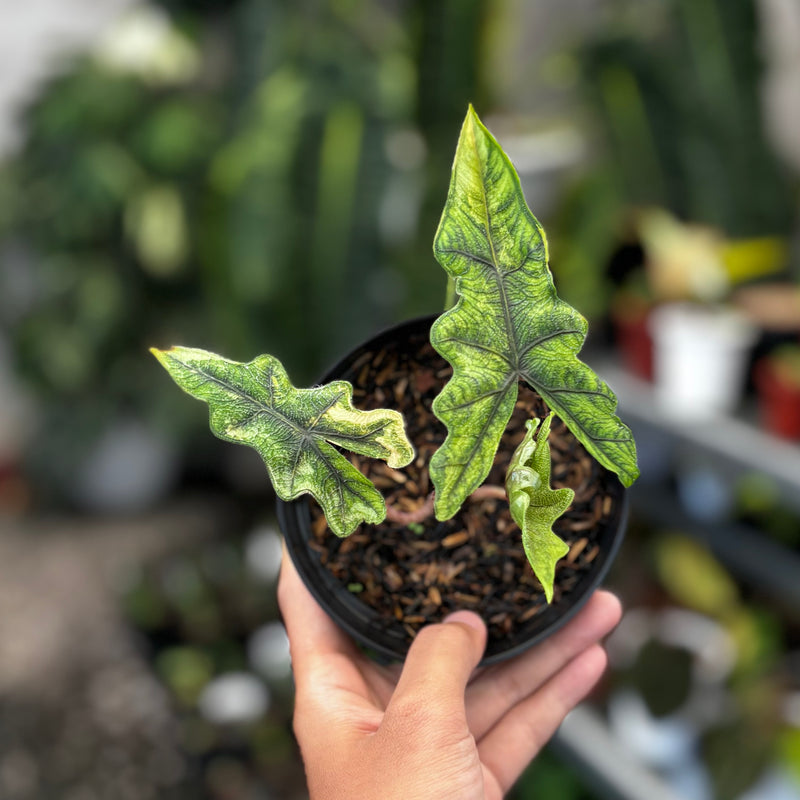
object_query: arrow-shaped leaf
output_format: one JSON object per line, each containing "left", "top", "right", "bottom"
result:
{"left": 151, "top": 346, "right": 414, "bottom": 537}
{"left": 430, "top": 106, "right": 638, "bottom": 520}
{"left": 506, "top": 413, "right": 573, "bottom": 603}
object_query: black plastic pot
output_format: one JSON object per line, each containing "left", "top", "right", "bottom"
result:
{"left": 278, "top": 316, "right": 628, "bottom": 665}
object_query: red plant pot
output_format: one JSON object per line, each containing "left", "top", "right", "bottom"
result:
{"left": 755, "top": 360, "right": 800, "bottom": 440}
{"left": 612, "top": 310, "right": 654, "bottom": 381}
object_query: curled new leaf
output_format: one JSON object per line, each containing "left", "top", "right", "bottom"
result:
{"left": 506, "top": 413, "right": 573, "bottom": 603}
{"left": 151, "top": 346, "right": 414, "bottom": 537}
{"left": 430, "top": 106, "right": 638, "bottom": 520}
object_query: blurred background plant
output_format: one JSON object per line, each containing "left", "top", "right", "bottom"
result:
{"left": 0, "top": 1, "right": 483, "bottom": 510}
{"left": 552, "top": 0, "right": 798, "bottom": 319}
{"left": 0, "top": 0, "right": 495, "bottom": 510}
{"left": 2, "top": 0, "right": 798, "bottom": 508}
{"left": 0, "top": 0, "right": 799, "bottom": 798}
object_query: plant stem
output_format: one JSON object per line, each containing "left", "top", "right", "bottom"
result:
{"left": 384, "top": 484, "right": 506, "bottom": 526}
{"left": 385, "top": 492, "right": 435, "bottom": 525}
{"left": 468, "top": 484, "right": 507, "bottom": 501}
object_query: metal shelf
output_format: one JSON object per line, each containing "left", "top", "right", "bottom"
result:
{"left": 629, "top": 483, "right": 800, "bottom": 610}
{"left": 596, "top": 362, "right": 800, "bottom": 515}
{"left": 552, "top": 706, "right": 684, "bottom": 800}
{"left": 550, "top": 362, "right": 800, "bottom": 800}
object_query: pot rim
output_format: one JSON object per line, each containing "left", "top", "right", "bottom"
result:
{"left": 278, "top": 314, "right": 628, "bottom": 666}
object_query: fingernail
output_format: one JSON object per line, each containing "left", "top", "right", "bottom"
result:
{"left": 443, "top": 610, "right": 485, "bottom": 633}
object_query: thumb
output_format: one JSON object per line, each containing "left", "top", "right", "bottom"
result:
{"left": 386, "top": 611, "right": 487, "bottom": 719}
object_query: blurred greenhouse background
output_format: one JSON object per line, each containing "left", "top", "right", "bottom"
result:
{"left": 0, "top": 0, "right": 799, "bottom": 798}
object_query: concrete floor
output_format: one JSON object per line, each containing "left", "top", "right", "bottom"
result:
{"left": 0, "top": 502, "right": 221, "bottom": 800}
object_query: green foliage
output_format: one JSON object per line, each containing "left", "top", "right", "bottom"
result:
{"left": 510, "top": 746, "right": 603, "bottom": 800}
{"left": 0, "top": 0, "right": 494, "bottom": 501}
{"left": 506, "top": 414, "right": 573, "bottom": 602}
{"left": 429, "top": 107, "right": 638, "bottom": 521}
{"left": 151, "top": 346, "right": 414, "bottom": 536}
{"left": 702, "top": 718, "right": 776, "bottom": 800}
{"left": 628, "top": 639, "right": 693, "bottom": 718}
{"left": 577, "top": 0, "right": 793, "bottom": 238}
{"left": 551, "top": 0, "right": 796, "bottom": 318}
{"left": 549, "top": 168, "right": 625, "bottom": 320}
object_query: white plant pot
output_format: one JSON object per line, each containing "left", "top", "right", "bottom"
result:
{"left": 649, "top": 303, "right": 757, "bottom": 419}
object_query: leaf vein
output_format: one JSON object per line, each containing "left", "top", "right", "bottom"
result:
{"left": 171, "top": 355, "right": 308, "bottom": 438}
{"left": 439, "top": 378, "right": 516, "bottom": 488}
{"left": 518, "top": 328, "right": 584, "bottom": 357}
{"left": 438, "top": 248, "right": 495, "bottom": 271}
{"left": 436, "top": 337, "right": 512, "bottom": 365}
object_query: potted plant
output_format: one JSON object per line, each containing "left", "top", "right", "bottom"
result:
{"left": 754, "top": 344, "right": 800, "bottom": 441}
{"left": 609, "top": 277, "right": 654, "bottom": 381}
{"left": 152, "top": 107, "right": 639, "bottom": 664}
{"left": 632, "top": 209, "right": 759, "bottom": 419}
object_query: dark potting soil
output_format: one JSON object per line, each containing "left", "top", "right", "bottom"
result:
{"left": 307, "top": 328, "right": 619, "bottom": 649}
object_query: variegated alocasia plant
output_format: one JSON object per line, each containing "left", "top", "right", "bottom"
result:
{"left": 151, "top": 346, "right": 414, "bottom": 537}
{"left": 428, "top": 106, "right": 638, "bottom": 599}
{"left": 505, "top": 413, "right": 573, "bottom": 603}
{"left": 152, "top": 105, "right": 637, "bottom": 606}
{"left": 430, "top": 105, "right": 639, "bottom": 524}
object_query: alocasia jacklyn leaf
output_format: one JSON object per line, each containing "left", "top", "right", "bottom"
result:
{"left": 151, "top": 346, "right": 414, "bottom": 537}
{"left": 430, "top": 106, "right": 638, "bottom": 520}
{"left": 506, "top": 413, "right": 573, "bottom": 603}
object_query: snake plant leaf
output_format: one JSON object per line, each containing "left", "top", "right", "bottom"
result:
{"left": 151, "top": 346, "right": 414, "bottom": 537}
{"left": 506, "top": 414, "right": 573, "bottom": 603}
{"left": 430, "top": 106, "right": 638, "bottom": 520}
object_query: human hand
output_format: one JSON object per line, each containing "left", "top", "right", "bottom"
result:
{"left": 278, "top": 547, "right": 622, "bottom": 800}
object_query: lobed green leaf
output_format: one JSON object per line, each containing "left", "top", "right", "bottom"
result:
{"left": 151, "top": 346, "right": 414, "bottom": 537}
{"left": 506, "top": 414, "right": 573, "bottom": 603}
{"left": 430, "top": 106, "right": 639, "bottom": 520}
